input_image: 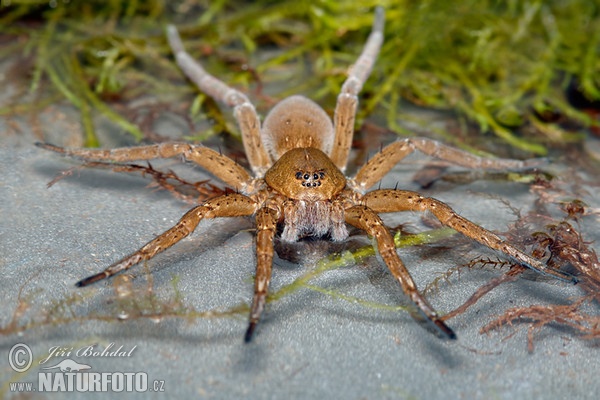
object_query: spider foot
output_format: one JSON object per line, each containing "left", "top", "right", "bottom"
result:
{"left": 432, "top": 319, "right": 457, "bottom": 340}
{"left": 408, "top": 301, "right": 457, "bottom": 340}
{"left": 75, "top": 271, "right": 110, "bottom": 287}
{"left": 244, "top": 322, "right": 257, "bottom": 343}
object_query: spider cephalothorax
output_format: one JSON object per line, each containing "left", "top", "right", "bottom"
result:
{"left": 39, "top": 7, "right": 576, "bottom": 342}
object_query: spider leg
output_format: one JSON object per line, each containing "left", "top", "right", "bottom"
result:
{"left": 166, "top": 25, "right": 271, "bottom": 176}
{"left": 37, "top": 142, "right": 252, "bottom": 192}
{"left": 331, "top": 6, "right": 385, "bottom": 172}
{"left": 352, "top": 138, "right": 544, "bottom": 191}
{"left": 245, "top": 206, "right": 279, "bottom": 342}
{"left": 345, "top": 205, "right": 456, "bottom": 340}
{"left": 362, "top": 189, "right": 578, "bottom": 283}
{"left": 75, "top": 193, "right": 257, "bottom": 287}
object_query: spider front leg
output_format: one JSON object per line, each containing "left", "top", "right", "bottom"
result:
{"left": 76, "top": 193, "right": 257, "bottom": 286}
{"left": 37, "top": 142, "right": 252, "bottom": 191}
{"left": 362, "top": 190, "right": 578, "bottom": 284}
{"left": 331, "top": 6, "right": 384, "bottom": 172}
{"left": 245, "top": 206, "right": 279, "bottom": 342}
{"left": 345, "top": 205, "right": 456, "bottom": 340}
{"left": 353, "top": 138, "right": 545, "bottom": 191}
{"left": 166, "top": 25, "right": 271, "bottom": 176}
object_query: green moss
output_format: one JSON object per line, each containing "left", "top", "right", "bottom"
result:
{"left": 1, "top": 0, "right": 598, "bottom": 152}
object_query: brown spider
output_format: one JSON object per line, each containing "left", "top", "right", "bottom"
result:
{"left": 38, "top": 7, "right": 576, "bottom": 342}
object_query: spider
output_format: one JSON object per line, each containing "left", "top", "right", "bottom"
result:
{"left": 38, "top": 7, "right": 576, "bottom": 342}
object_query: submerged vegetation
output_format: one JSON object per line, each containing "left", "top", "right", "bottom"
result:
{"left": 1, "top": 1, "right": 600, "bottom": 349}
{"left": 3, "top": 158, "right": 599, "bottom": 350}
{"left": 1, "top": 0, "right": 598, "bottom": 153}
{"left": 0, "top": 227, "right": 457, "bottom": 337}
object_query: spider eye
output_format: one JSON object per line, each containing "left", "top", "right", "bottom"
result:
{"left": 295, "top": 169, "right": 327, "bottom": 189}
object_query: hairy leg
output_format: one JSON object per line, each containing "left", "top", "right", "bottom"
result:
{"left": 345, "top": 204, "right": 456, "bottom": 339}
{"left": 37, "top": 142, "right": 253, "bottom": 192}
{"left": 361, "top": 189, "right": 578, "bottom": 283}
{"left": 331, "top": 7, "right": 385, "bottom": 172}
{"left": 352, "top": 138, "right": 544, "bottom": 191}
{"left": 167, "top": 25, "right": 271, "bottom": 175}
{"left": 245, "top": 206, "right": 279, "bottom": 342}
{"left": 76, "top": 193, "right": 258, "bottom": 286}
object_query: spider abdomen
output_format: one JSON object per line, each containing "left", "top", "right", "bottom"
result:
{"left": 261, "top": 96, "right": 334, "bottom": 159}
